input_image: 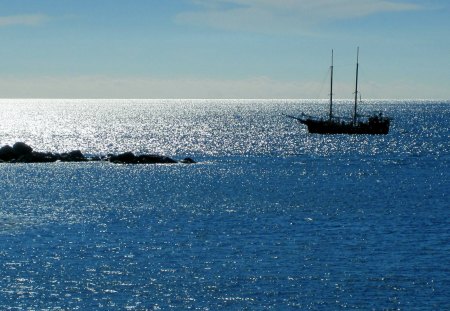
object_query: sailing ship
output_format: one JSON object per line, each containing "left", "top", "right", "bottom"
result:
{"left": 287, "top": 48, "right": 390, "bottom": 134}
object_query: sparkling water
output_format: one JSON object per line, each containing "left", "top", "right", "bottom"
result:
{"left": 0, "top": 99, "right": 449, "bottom": 309}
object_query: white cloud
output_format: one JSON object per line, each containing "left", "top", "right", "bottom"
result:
{"left": 176, "top": 0, "right": 420, "bottom": 34}
{"left": 0, "top": 14, "right": 49, "bottom": 27}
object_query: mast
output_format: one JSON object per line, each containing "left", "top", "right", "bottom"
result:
{"left": 329, "top": 49, "right": 334, "bottom": 121}
{"left": 353, "top": 47, "right": 359, "bottom": 125}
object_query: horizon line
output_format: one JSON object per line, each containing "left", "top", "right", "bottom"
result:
{"left": 1, "top": 98, "right": 449, "bottom": 101}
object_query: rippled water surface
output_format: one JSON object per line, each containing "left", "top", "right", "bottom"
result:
{"left": 0, "top": 99, "right": 449, "bottom": 309}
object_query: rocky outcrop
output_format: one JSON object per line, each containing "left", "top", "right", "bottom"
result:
{"left": 0, "top": 142, "right": 195, "bottom": 164}
{"left": 179, "top": 157, "right": 196, "bottom": 164}
{"left": 0, "top": 145, "right": 16, "bottom": 162}
{"left": 108, "top": 152, "right": 178, "bottom": 164}
{"left": 13, "top": 142, "right": 33, "bottom": 156}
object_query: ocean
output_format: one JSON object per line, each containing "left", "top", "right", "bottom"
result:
{"left": 0, "top": 99, "right": 449, "bottom": 310}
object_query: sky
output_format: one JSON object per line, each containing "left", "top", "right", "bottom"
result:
{"left": 0, "top": 0, "right": 449, "bottom": 99}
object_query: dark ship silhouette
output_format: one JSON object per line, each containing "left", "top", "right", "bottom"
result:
{"left": 287, "top": 48, "right": 390, "bottom": 135}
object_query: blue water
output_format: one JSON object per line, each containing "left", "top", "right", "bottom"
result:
{"left": 0, "top": 99, "right": 449, "bottom": 309}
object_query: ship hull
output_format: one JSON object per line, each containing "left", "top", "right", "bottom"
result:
{"left": 300, "top": 119, "right": 390, "bottom": 135}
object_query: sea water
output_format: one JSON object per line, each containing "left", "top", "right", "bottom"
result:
{"left": 0, "top": 99, "right": 448, "bottom": 309}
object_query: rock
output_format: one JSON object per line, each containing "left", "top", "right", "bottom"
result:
{"left": 89, "top": 156, "right": 102, "bottom": 161}
{"left": 28, "top": 151, "right": 59, "bottom": 163}
{"left": 68, "top": 150, "right": 84, "bottom": 159}
{"left": 108, "top": 152, "right": 179, "bottom": 164}
{"left": 0, "top": 142, "right": 195, "bottom": 164}
{"left": 109, "top": 152, "right": 136, "bottom": 164}
{"left": 16, "top": 152, "right": 58, "bottom": 163}
{"left": 12, "top": 142, "right": 33, "bottom": 156}
{"left": 136, "top": 154, "right": 177, "bottom": 164}
{"left": 180, "top": 157, "right": 196, "bottom": 164}
{"left": 15, "top": 154, "right": 33, "bottom": 163}
{"left": 33, "top": 152, "right": 59, "bottom": 163}
{"left": 69, "top": 150, "right": 86, "bottom": 161}
{"left": 161, "top": 156, "right": 178, "bottom": 164}
{"left": 0, "top": 145, "right": 16, "bottom": 161}
{"left": 59, "top": 150, "right": 87, "bottom": 162}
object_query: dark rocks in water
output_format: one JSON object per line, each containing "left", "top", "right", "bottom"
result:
{"left": 0, "top": 142, "right": 194, "bottom": 164}
{"left": 108, "top": 152, "right": 178, "bottom": 164}
{"left": 9, "top": 146, "right": 86, "bottom": 163}
{"left": 180, "top": 157, "right": 196, "bottom": 164}
{"left": 109, "top": 152, "right": 136, "bottom": 164}
{"left": 60, "top": 150, "right": 87, "bottom": 162}
{"left": 89, "top": 156, "right": 102, "bottom": 162}
{"left": 1, "top": 142, "right": 36, "bottom": 162}
{"left": 0, "top": 142, "right": 35, "bottom": 162}
{"left": 13, "top": 142, "right": 33, "bottom": 156}
{"left": 16, "top": 151, "right": 58, "bottom": 163}
{"left": 34, "top": 152, "right": 59, "bottom": 163}
{"left": 0, "top": 145, "right": 16, "bottom": 161}
{"left": 136, "top": 154, "right": 177, "bottom": 164}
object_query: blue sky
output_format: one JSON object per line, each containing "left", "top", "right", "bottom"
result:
{"left": 0, "top": 0, "right": 449, "bottom": 99}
